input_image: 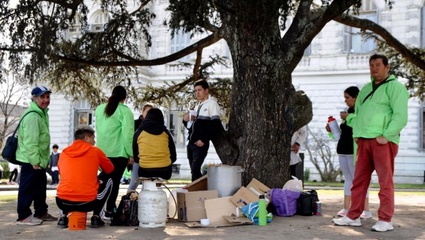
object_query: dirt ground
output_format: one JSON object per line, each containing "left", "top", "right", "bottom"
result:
{"left": 0, "top": 189, "right": 424, "bottom": 240}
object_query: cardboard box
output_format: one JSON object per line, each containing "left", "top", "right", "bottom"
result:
{"left": 177, "top": 190, "right": 218, "bottom": 222}
{"left": 230, "top": 178, "right": 271, "bottom": 207}
{"left": 230, "top": 186, "right": 259, "bottom": 207}
{"left": 183, "top": 175, "right": 208, "bottom": 191}
{"left": 246, "top": 178, "right": 270, "bottom": 197}
{"left": 204, "top": 197, "right": 237, "bottom": 225}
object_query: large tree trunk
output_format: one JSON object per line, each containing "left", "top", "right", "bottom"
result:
{"left": 212, "top": 3, "right": 313, "bottom": 188}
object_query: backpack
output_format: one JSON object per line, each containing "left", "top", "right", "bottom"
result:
{"left": 297, "top": 190, "right": 319, "bottom": 216}
{"left": 110, "top": 192, "right": 139, "bottom": 226}
{"left": 1, "top": 111, "right": 41, "bottom": 165}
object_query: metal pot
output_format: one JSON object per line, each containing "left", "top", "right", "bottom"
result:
{"left": 207, "top": 165, "right": 244, "bottom": 197}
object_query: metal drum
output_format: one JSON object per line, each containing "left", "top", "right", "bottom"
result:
{"left": 207, "top": 165, "right": 243, "bottom": 197}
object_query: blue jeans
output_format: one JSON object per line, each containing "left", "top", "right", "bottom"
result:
{"left": 127, "top": 163, "right": 140, "bottom": 192}
{"left": 52, "top": 170, "right": 59, "bottom": 184}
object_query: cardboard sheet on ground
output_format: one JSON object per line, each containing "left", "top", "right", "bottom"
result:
{"left": 184, "top": 216, "right": 253, "bottom": 228}
{"left": 204, "top": 197, "right": 236, "bottom": 225}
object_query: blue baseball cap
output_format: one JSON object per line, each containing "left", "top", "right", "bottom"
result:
{"left": 31, "top": 86, "right": 52, "bottom": 96}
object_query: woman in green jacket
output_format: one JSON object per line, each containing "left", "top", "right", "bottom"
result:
{"left": 94, "top": 86, "right": 134, "bottom": 225}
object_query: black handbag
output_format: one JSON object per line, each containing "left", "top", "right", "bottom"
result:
{"left": 1, "top": 111, "right": 41, "bottom": 165}
{"left": 297, "top": 190, "right": 320, "bottom": 216}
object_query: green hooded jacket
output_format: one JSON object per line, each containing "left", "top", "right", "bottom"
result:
{"left": 16, "top": 101, "right": 51, "bottom": 168}
{"left": 95, "top": 102, "right": 134, "bottom": 158}
{"left": 346, "top": 74, "right": 409, "bottom": 145}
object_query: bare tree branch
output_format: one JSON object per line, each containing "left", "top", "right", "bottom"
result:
{"left": 55, "top": 33, "right": 222, "bottom": 67}
{"left": 334, "top": 14, "right": 425, "bottom": 71}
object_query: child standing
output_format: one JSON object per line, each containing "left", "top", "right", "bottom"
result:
{"left": 48, "top": 144, "right": 60, "bottom": 185}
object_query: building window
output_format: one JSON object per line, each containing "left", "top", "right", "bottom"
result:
{"left": 170, "top": 29, "right": 191, "bottom": 61}
{"left": 90, "top": 11, "right": 110, "bottom": 32}
{"left": 73, "top": 100, "right": 93, "bottom": 129}
{"left": 65, "top": 15, "right": 82, "bottom": 41}
{"left": 344, "top": 0, "right": 378, "bottom": 53}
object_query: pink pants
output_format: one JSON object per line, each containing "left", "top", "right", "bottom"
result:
{"left": 346, "top": 138, "right": 398, "bottom": 222}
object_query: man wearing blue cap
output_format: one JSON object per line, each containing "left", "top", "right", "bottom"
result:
{"left": 15, "top": 86, "right": 57, "bottom": 225}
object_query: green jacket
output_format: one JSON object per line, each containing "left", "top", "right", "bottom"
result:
{"left": 16, "top": 102, "right": 51, "bottom": 168}
{"left": 95, "top": 102, "right": 134, "bottom": 158}
{"left": 346, "top": 74, "right": 409, "bottom": 145}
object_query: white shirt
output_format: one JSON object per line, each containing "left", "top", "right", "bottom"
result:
{"left": 290, "top": 126, "right": 307, "bottom": 165}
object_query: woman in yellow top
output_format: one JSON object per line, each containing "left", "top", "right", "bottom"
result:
{"left": 95, "top": 85, "right": 134, "bottom": 221}
{"left": 133, "top": 108, "right": 176, "bottom": 180}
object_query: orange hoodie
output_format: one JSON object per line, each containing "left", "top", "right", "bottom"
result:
{"left": 57, "top": 140, "right": 114, "bottom": 202}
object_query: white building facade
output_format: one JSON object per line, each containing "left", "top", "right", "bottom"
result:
{"left": 46, "top": 0, "right": 425, "bottom": 184}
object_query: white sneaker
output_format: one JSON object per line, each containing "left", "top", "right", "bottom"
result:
{"left": 16, "top": 215, "right": 43, "bottom": 226}
{"left": 333, "top": 216, "right": 361, "bottom": 227}
{"left": 360, "top": 211, "right": 373, "bottom": 219}
{"left": 337, "top": 209, "right": 348, "bottom": 217}
{"left": 371, "top": 220, "right": 393, "bottom": 232}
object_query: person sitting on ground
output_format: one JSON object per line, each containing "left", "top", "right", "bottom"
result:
{"left": 56, "top": 125, "right": 114, "bottom": 228}
{"left": 133, "top": 108, "right": 177, "bottom": 180}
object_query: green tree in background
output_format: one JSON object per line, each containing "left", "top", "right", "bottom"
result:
{"left": 1, "top": 0, "right": 423, "bottom": 187}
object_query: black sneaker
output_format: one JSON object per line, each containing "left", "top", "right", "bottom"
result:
{"left": 57, "top": 216, "right": 68, "bottom": 228}
{"left": 90, "top": 216, "right": 105, "bottom": 228}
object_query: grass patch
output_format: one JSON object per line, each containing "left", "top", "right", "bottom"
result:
{"left": 0, "top": 195, "right": 17, "bottom": 202}
{"left": 305, "top": 181, "right": 425, "bottom": 189}
{"left": 168, "top": 179, "right": 191, "bottom": 184}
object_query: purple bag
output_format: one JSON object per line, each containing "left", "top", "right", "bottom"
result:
{"left": 270, "top": 189, "right": 301, "bottom": 217}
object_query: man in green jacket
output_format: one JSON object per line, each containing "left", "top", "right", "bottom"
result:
{"left": 333, "top": 54, "right": 409, "bottom": 232}
{"left": 16, "top": 86, "right": 57, "bottom": 225}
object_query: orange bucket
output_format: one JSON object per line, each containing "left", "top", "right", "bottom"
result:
{"left": 68, "top": 212, "right": 87, "bottom": 230}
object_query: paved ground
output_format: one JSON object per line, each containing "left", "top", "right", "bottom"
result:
{"left": 0, "top": 185, "right": 424, "bottom": 240}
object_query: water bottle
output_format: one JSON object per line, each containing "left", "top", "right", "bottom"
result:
{"left": 327, "top": 116, "right": 341, "bottom": 141}
{"left": 258, "top": 195, "right": 267, "bottom": 226}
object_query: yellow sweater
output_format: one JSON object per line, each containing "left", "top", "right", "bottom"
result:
{"left": 138, "top": 131, "right": 171, "bottom": 168}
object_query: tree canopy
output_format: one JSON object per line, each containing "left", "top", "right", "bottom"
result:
{"left": 1, "top": 0, "right": 423, "bottom": 186}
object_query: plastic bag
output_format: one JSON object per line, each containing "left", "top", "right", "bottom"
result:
{"left": 241, "top": 202, "right": 273, "bottom": 225}
{"left": 282, "top": 176, "right": 303, "bottom": 192}
{"left": 269, "top": 189, "right": 301, "bottom": 216}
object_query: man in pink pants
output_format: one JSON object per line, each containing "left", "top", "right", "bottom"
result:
{"left": 332, "top": 54, "right": 409, "bottom": 232}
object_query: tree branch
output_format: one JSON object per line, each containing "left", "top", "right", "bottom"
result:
{"left": 44, "top": 0, "right": 83, "bottom": 10}
{"left": 0, "top": 47, "right": 35, "bottom": 52}
{"left": 193, "top": 49, "right": 203, "bottom": 79}
{"left": 334, "top": 14, "right": 425, "bottom": 70}
{"left": 55, "top": 33, "right": 222, "bottom": 67}
{"left": 129, "top": 0, "right": 152, "bottom": 16}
